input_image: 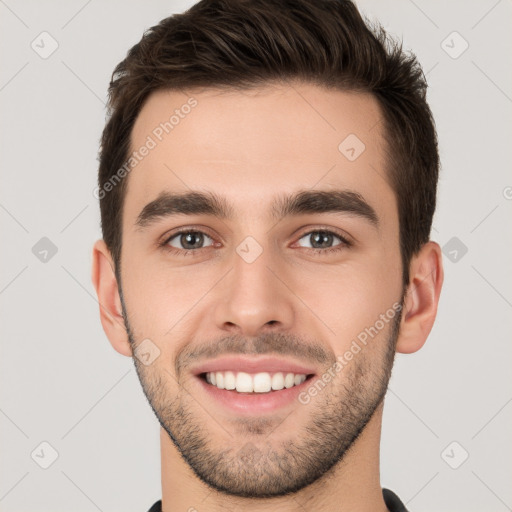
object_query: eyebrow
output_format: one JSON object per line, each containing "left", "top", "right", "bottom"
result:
{"left": 134, "top": 189, "right": 379, "bottom": 230}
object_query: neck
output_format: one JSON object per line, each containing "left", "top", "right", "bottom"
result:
{"left": 159, "top": 401, "right": 389, "bottom": 512}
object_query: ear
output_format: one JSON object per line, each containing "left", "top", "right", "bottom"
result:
{"left": 395, "top": 241, "right": 444, "bottom": 354}
{"left": 91, "top": 239, "right": 132, "bottom": 357}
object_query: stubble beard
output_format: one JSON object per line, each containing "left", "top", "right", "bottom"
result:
{"left": 119, "top": 283, "right": 403, "bottom": 498}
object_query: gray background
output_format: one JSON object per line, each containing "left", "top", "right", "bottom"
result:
{"left": 1, "top": 0, "right": 511, "bottom": 511}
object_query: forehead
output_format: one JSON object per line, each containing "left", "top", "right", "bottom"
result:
{"left": 125, "top": 83, "right": 394, "bottom": 227}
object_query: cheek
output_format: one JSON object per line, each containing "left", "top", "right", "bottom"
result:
{"left": 121, "top": 251, "right": 219, "bottom": 336}
{"left": 290, "top": 251, "right": 402, "bottom": 353}
{"left": 121, "top": 225, "right": 402, "bottom": 350}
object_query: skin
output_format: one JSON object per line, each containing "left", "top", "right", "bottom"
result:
{"left": 92, "top": 82, "right": 443, "bottom": 512}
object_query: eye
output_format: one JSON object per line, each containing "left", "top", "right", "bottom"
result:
{"left": 159, "top": 227, "right": 351, "bottom": 257}
{"left": 296, "top": 229, "right": 350, "bottom": 253}
{"left": 165, "top": 230, "right": 214, "bottom": 252}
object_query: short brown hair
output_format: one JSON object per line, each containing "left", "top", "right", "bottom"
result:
{"left": 97, "top": 0, "right": 439, "bottom": 286}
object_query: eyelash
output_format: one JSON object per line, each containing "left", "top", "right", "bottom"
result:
{"left": 159, "top": 227, "right": 352, "bottom": 257}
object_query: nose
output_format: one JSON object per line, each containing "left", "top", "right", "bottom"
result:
{"left": 213, "top": 243, "right": 295, "bottom": 337}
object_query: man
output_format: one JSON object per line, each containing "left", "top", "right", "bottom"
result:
{"left": 91, "top": 0, "right": 443, "bottom": 510}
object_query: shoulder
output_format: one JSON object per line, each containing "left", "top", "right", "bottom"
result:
{"left": 383, "top": 488, "right": 409, "bottom": 512}
{"left": 146, "top": 499, "right": 162, "bottom": 512}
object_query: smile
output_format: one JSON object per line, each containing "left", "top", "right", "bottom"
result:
{"left": 203, "top": 371, "right": 309, "bottom": 393}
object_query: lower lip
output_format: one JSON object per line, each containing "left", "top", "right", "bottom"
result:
{"left": 195, "top": 374, "right": 314, "bottom": 415}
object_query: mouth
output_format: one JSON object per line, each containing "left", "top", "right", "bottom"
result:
{"left": 199, "top": 370, "right": 315, "bottom": 393}
{"left": 190, "top": 356, "right": 317, "bottom": 415}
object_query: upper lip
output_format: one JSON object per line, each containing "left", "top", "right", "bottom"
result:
{"left": 191, "top": 355, "right": 317, "bottom": 376}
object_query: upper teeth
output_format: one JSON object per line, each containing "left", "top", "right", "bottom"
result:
{"left": 205, "top": 371, "right": 307, "bottom": 393}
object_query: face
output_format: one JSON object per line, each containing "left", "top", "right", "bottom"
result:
{"left": 118, "top": 83, "right": 405, "bottom": 497}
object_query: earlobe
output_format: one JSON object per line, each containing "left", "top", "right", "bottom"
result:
{"left": 395, "top": 241, "right": 444, "bottom": 354}
{"left": 91, "top": 239, "right": 132, "bottom": 357}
